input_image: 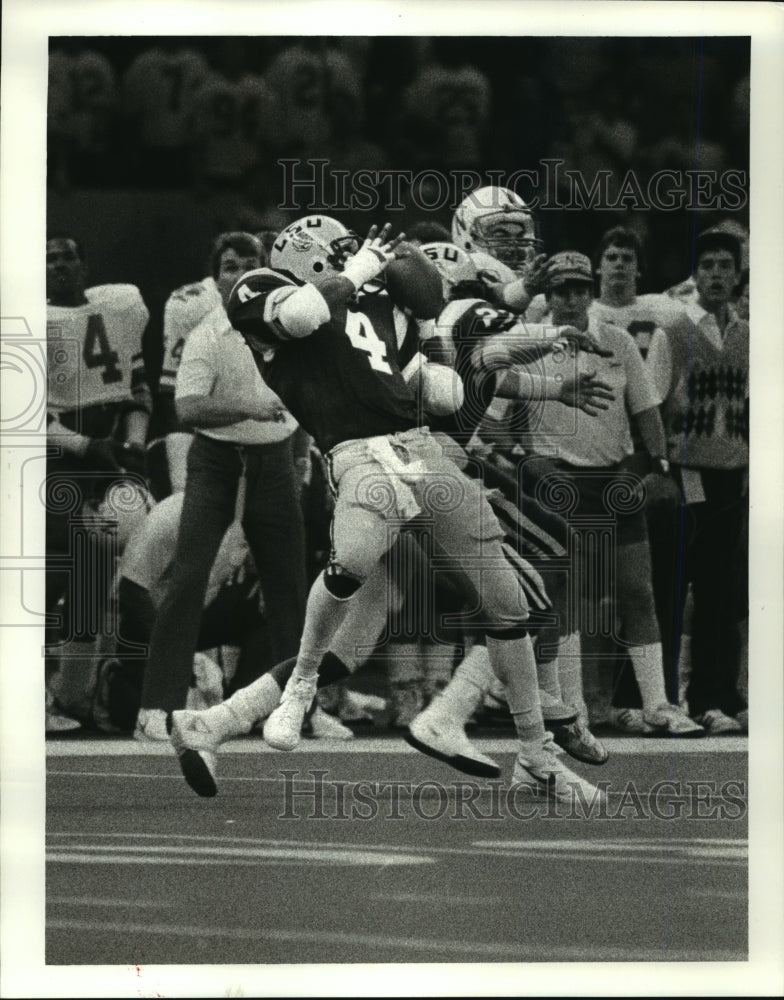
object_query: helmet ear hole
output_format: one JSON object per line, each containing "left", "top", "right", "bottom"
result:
{"left": 313, "top": 261, "right": 324, "bottom": 273}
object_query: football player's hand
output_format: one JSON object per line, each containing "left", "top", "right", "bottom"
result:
{"left": 364, "top": 223, "right": 407, "bottom": 261}
{"left": 85, "top": 438, "right": 123, "bottom": 473}
{"left": 557, "top": 326, "right": 614, "bottom": 358}
{"left": 342, "top": 224, "right": 407, "bottom": 289}
{"left": 522, "top": 253, "right": 550, "bottom": 297}
{"left": 640, "top": 471, "right": 680, "bottom": 512}
{"left": 559, "top": 371, "right": 616, "bottom": 415}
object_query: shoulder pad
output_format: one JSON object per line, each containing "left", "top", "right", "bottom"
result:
{"left": 230, "top": 268, "right": 298, "bottom": 302}
{"left": 86, "top": 284, "right": 145, "bottom": 309}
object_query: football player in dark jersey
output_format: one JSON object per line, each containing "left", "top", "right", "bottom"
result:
{"left": 168, "top": 215, "right": 606, "bottom": 809}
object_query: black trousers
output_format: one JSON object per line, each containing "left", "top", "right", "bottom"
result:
{"left": 647, "top": 466, "right": 747, "bottom": 717}
{"left": 140, "top": 432, "right": 307, "bottom": 712}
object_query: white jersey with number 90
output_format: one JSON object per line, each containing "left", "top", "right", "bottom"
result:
{"left": 47, "top": 283, "right": 149, "bottom": 414}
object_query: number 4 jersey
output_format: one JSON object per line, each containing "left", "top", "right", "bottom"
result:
{"left": 47, "top": 283, "right": 150, "bottom": 419}
{"left": 227, "top": 268, "right": 420, "bottom": 454}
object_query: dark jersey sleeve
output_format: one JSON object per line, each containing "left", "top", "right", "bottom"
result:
{"left": 430, "top": 298, "right": 520, "bottom": 443}
{"left": 226, "top": 267, "right": 301, "bottom": 349}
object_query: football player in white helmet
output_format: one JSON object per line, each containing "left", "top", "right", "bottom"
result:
{"left": 452, "top": 185, "right": 541, "bottom": 274}
{"left": 452, "top": 186, "right": 546, "bottom": 313}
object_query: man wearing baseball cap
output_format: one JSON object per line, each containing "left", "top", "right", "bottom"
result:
{"left": 507, "top": 250, "right": 703, "bottom": 737}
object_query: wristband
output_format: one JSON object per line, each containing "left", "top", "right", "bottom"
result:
{"left": 341, "top": 247, "right": 387, "bottom": 291}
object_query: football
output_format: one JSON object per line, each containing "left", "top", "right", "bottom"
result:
{"left": 385, "top": 244, "right": 444, "bottom": 319}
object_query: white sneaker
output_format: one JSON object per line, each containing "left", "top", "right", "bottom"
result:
{"left": 192, "top": 653, "right": 224, "bottom": 708}
{"left": 306, "top": 705, "right": 354, "bottom": 741}
{"left": 263, "top": 673, "right": 318, "bottom": 751}
{"left": 339, "top": 689, "right": 386, "bottom": 721}
{"left": 405, "top": 702, "right": 500, "bottom": 778}
{"left": 45, "top": 689, "right": 81, "bottom": 733}
{"left": 46, "top": 711, "right": 82, "bottom": 733}
{"left": 134, "top": 708, "right": 169, "bottom": 742}
{"left": 643, "top": 702, "right": 705, "bottom": 737}
{"left": 511, "top": 735, "right": 607, "bottom": 810}
{"left": 168, "top": 709, "right": 222, "bottom": 797}
{"left": 696, "top": 709, "right": 744, "bottom": 735}
{"left": 607, "top": 707, "right": 656, "bottom": 735}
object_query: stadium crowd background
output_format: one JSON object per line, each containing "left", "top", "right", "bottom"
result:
{"left": 48, "top": 35, "right": 750, "bottom": 390}
{"left": 45, "top": 33, "right": 750, "bottom": 739}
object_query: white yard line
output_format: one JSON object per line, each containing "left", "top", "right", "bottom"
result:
{"left": 46, "top": 736, "right": 749, "bottom": 757}
{"left": 45, "top": 918, "right": 743, "bottom": 962}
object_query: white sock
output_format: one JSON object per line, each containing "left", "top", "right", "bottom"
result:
{"left": 202, "top": 673, "right": 283, "bottom": 738}
{"left": 293, "top": 574, "right": 354, "bottom": 681}
{"left": 556, "top": 632, "right": 587, "bottom": 718}
{"left": 536, "top": 657, "right": 563, "bottom": 702}
{"left": 330, "top": 562, "right": 391, "bottom": 670}
{"left": 434, "top": 644, "right": 493, "bottom": 722}
{"left": 486, "top": 633, "right": 546, "bottom": 744}
{"left": 628, "top": 643, "right": 668, "bottom": 712}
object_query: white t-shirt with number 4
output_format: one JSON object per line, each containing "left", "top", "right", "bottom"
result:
{"left": 159, "top": 276, "right": 222, "bottom": 395}
{"left": 47, "top": 284, "right": 149, "bottom": 414}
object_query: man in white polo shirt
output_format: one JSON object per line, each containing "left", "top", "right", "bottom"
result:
{"left": 135, "top": 232, "right": 309, "bottom": 739}
{"left": 514, "top": 250, "right": 703, "bottom": 737}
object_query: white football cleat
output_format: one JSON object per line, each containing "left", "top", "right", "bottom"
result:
{"left": 511, "top": 734, "right": 607, "bottom": 810}
{"left": 263, "top": 674, "right": 318, "bottom": 751}
{"left": 405, "top": 702, "right": 500, "bottom": 778}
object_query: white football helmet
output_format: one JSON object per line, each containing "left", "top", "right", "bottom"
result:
{"left": 269, "top": 215, "right": 360, "bottom": 287}
{"left": 420, "top": 242, "right": 478, "bottom": 298}
{"left": 452, "top": 186, "right": 541, "bottom": 277}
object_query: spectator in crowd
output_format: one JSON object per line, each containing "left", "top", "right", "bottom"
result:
{"left": 135, "top": 231, "right": 308, "bottom": 739}
{"left": 47, "top": 40, "right": 118, "bottom": 190}
{"left": 585, "top": 225, "right": 689, "bottom": 722}
{"left": 647, "top": 229, "right": 749, "bottom": 734}
{"left": 45, "top": 235, "right": 152, "bottom": 731}
{"left": 508, "top": 250, "right": 704, "bottom": 737}
{"left": 122, "top": 40, "right": 210, "bottom": 186}
{"left": 187, "top": 39, "right": 276, "bottom": 197}
{"left": 264, "top": 41, "right": 333, "bottom": 158}
{"left": 396, "top": 61, "right": 491, "bottom": 170}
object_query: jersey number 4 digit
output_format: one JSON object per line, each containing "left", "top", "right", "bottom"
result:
{"left": 344, "top": 311, "right": 392, "bottom": 375}
{"left": 83, "top": 314, "right": 122, "bottom": 384}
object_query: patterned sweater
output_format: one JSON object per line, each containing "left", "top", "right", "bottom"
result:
{"left": 649, "top": 302, "right": 748, "bottom": 470}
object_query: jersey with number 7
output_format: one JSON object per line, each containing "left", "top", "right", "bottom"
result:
{"left": 47, "top": 283, "right": 150, "bottom": 417}
{"left": 227, "top": 268, "right": 421, "bottom": 454}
